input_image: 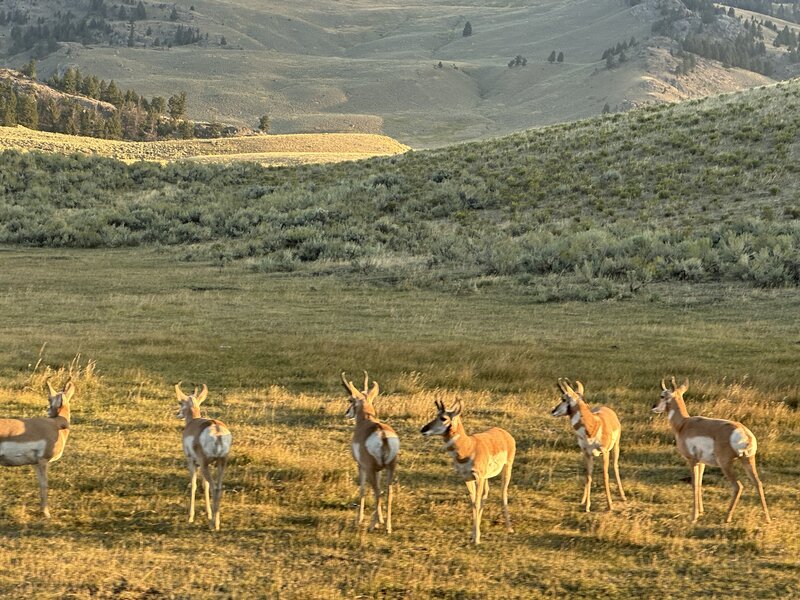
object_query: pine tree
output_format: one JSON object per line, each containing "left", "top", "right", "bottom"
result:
{"left": 17, "top": 93, "right": 38, "bottom": 129}
{"left": 20, "top": 58, "right": 37, "bottom": 78}
{"left": 128, "top": 22, "right": 135, "bottom": 47}
{"left": 557, "top": 51, "right": 564, "bottom": 62}
{"left": 462, "top": 21, "right": 472, "bottom": 37}
{"left": 258, "top": 114, "right": 270, "bottom": 132}
{"left": 548, "top": 50, "right": 556, "bottom": 62}
{"left": 168, "top": 91, "right": 187, "bottom": 119}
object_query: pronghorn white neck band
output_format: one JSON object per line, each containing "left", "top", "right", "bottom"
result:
{"left": 444, "top": 434, "right": 461, "bottom": 449}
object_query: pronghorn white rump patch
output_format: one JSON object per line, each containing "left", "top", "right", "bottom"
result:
{"left": 730, "top": 427, "right": 756, "bottom": 457}
{"left": 351, "top": 442, "right": 361, "bottom": 463}
{"left": 0, "top": 439, "right": 47, "bottom": 466}
{"left": 200, "top": 428, "right": 231, "bottom": 459}
{"left": 686, "top": 436, "right": 716, "bottom": 465}
{"left": 183, "top": 435, "right": 196, "bottom": 461}
{"left": 364, "top": 431, "right": 399, "bottom": 466}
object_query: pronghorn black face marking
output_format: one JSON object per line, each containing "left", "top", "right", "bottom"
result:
{"left": 420, "top": 400, "right": 459, "bottom": 436}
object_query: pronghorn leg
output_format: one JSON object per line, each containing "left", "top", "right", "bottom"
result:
{"left": 202, "top": 477, "right": 212, "bottom": 520}
{"left": 601, "top": 450, "right": 613, "bottom": 511}
{"left": 689, "top": 461, "right": 701, "bottom": 522}
{"left": 35, "top": 460, "right": 50, "bottom": 519}
{"left": 187, "top": 461, "right": 198, "bottom": 523}
{"left": 719, "top": 461, "right": 743, "bottom": 523}
{"left": 385, "top": 463, "right": 395, "bottom": 534}
{"left": 612, "top": 441, "right": 626, "bottom": 502}
{"left": 742, "top": 456, "right": 771, "bottom": 523}
{"left": 474, "top": 477, "right": 486, "bottom": 545}
{"left": 465, "top": 480, "right": 478, "bottom": 543}
{"left": 356, "top": 467, "right": 367, "bottom": 527}
{"left": 583, "top": 454, "right": 594, "bottom": 512}
{"left": 213, "top": 457, "right": 227, "bottom": 531}
{"left": 368, "top": 470, "right": 383, "bottom": 531}
{"left": 501, "top": 462, "right": 514, "bottom": 533}
{"left": 200, "top": 462, "right": 216, "bottom": 530}
{"left": 696, "top": 463, "right": 705, "bottom": 515}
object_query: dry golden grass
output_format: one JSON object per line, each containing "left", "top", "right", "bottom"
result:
{"left": 0, "top": 125, "right": 409, "bottom": 165}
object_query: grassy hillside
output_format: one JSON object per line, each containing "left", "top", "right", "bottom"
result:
{"left": 0, "top": 125, "right": 408, "bottom": 165}
{"left": 1, "top": 0, "right": 774, "bottom": 146}
{"left": 1, "top": 80, "right": 798, "bottom": 298}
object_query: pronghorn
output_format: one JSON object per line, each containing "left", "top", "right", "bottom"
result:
{"left": 653, "top": 377, "right": 770, "bottom": 524}
{"left": 0, "top": 380, "right": 74, "bottom": 518}
{"left": 551, "top": 378, "right": 626, "bottom": 512}
{"left": 341, "top": 372, "right": 399, "bottom": 533}
{"left": 420, "top": 399, "right": 515, "bottom": 544}
{"left": 175, "top": 383, "right": 232, "bottom": 531}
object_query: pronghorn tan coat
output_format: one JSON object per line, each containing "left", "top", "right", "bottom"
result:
{"left": 0, "top": 381, "right": 75, "bottom": 517}
{"left": 420, "top": 399, "right": 515, "bottom": 544}
{"left": 341, "top": 372, "right": 399, "bottom": 533}
{"left": 653, "top": 378, "right": 770, "bottom": 523}
{"left": 551, "top": 379, "right": 626, "bottom": 512}
{"left": 176, "top": 383, "right": 232, "bottom": 531}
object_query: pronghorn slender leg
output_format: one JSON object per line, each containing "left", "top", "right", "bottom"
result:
{"left": 601, "top": 450, "right": 613, "bottom": 511}
{"left": 357, "top": 467, "right": 367, "bottom": 527}
{"left": 384, "top": 463, "right": 395, "bottom": 534}
{"left": 689, "top": 460, "right": 701, "bottom": 522}
{"left": 465, "top": 480, "right": 478, "bottom": 543}
{"left": 583, "top": 454, "right": 594, "bottom": 512}
{"left": 719, "top": 461, "right": 744, "bottom": 523}
{"left": 696, "top": 463, "right": 705, "bottom": 515}
{"left": 501, "top": 462, "right": 514, "bottom": 533}
{"left": 200, "top": 462, "right": 216, "bottom": 530}
{"left": 213, "top": 457, "right": 227, "bottom": 531}
{"left": 187, "top": 461, "right": 198, "bottom": 523}
{"left": 35, "top": 460, "right": 50, "bottom": 518}
{"left": 742, "top": 456, "right": 771, "bottom": 523}
{"left": 368, "top": 470, "right": 383, "bottom": 531}
{"left": 612, "top": 441, "right": 626, "bottom": 502}
{"left": 473, "top": 477, "right": 486, "bottom": 545}
{"left": 202, "top": 477, "right": 212, "bottom": 520}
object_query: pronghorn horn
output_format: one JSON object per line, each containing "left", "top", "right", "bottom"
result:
{"left": 435, "top": 399, "right": 444, "bottom": 412}
{"left": 366, "top": 380, "right": 379, "bottom": 403}
{"left": 661, "top": 378, "right": 667, "bottom": 391}
{"left": 562, "top": 379, "right": 576, "bottom": 394}
{"left": 46, "top": 379, "right": 57, "bottom": 397}
{"left": 363, "top": 371, "right": 369, "bottom": 395}
{"left": 341, "top": 372, "right": 361, "bottom": 397}
{"left": 557, "top": 378, "right": 568, "bottom": 393}
{"left": 671, "top": 376, "right": 678, "bottom": 390}
{"left": 175, "top": 382, "right": 189, "bottom": 401}
{"left": 575, "top": 380, "right": 585, "bottom": 396}
{"left": 196, "top": 383, "right": 208, "bottom": 404}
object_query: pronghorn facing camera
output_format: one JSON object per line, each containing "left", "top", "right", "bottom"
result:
{"left": 175, "top": 383, "right": 232, "bottom": 531}
{"left": 420, "top": 399, "right": 515, "bottom": 544}
{"left": 0, "top": 380, "right": 75, "bottom": 518}
{"left": 551, "top": 378, "right": 626, "bottom": 512}
{"left": 341, "top": 371, "right": 399, "bottom": 533}
{"left": 653, "top": 377, "right": 770, "bottom": 524}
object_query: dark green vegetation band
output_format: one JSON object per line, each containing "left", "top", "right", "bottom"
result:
{"left": 1, "top": 82, "right": 799, "bottom": 296}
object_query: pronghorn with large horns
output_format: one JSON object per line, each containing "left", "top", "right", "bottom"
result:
{"left": 0, "top": 380, "right": 75, "bottom": 518}
{"left": 341, "top": 371, "right": 399, "bottom": 533}
{"left": 551, "top": 378, "right": 626, "bottom": 512}
{"left": 420, "top": 399, "right": 515, "bottom": 544}
{"left": 175, "top": 382, "right": 232, "bottom": 531}
{"left": 653, "top": 377, "right": 770, "bottom": 523}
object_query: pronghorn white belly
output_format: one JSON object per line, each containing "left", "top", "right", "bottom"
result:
{"left": 0, "top": 440, "right": 47, "bottom": 466}
{"left": 363, "top": 431, "right": 400, "bottom": 467}
{"left": 730, "top": 427, "right": 756, "bottom": 457}
{"left": 199, "top": 428, "right": 232, "bottom": 459}
{"left": 485, "top": 451, "right": 508, "bottom": 479}
{"left": 686, "top": 436, "right": 717, "bottom": 466}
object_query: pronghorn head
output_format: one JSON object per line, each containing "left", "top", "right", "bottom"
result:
{"left": 551, "top": 378, "right": 584, "bottom": 417}
{"left": 175, "top": 382, "right": 208, "bottom": 419}
{"left": 46, "top": 380, "right": 75, "bottom": 418}
{"left": 341, "top": 371, "right": 379, "bottom": 419}
{"left": 653, "top": 376, "right": 688, "bottom": 413}
{"left": 420, "top": 399, "right": 462, "bottom": 436}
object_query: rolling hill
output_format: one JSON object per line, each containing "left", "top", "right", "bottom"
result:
{"left": 0, "top": 0, "right": 789, "bottom": 146}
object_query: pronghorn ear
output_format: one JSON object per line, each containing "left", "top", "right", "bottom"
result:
{"left": 196, "top": 384, "right": 209, "bottom": 404}
{"left": 366, "top": 380, "right": 379, "bottom": 403}
{"left": 362, "top": 371, "right": 370, "bottom": 395}
{"left": 575, "top": 380, "right": 585, "bottom": 396}
{"left": 449, "top": 400, "right": 463, "bottom": 417}
{"left": 62, "top": 382, "right": 76, "bottom": 401}
{"left": 46, "top": 379, "right": 57, "bottom": 398}
{"left": 175, "top": 382, "right": 189, "bottom": 402}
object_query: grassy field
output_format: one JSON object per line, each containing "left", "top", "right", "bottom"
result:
{"left": 0, "top": 248, "right": 798, "bottom": 598}
{"left": 0, "top": 126, "right": 408, "bottom": 165}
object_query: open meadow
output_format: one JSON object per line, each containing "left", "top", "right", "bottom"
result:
{"left": 0, "top": 249, "right": 799, "bottom": 598}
